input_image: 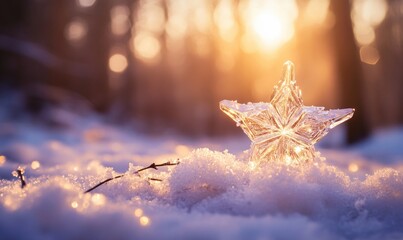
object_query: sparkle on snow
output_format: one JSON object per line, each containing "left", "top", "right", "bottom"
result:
{"left": 220, "top": 61, "right": 354, "bottom": 165}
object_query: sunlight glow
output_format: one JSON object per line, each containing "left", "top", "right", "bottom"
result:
{"left": 241, "top": 0, "right": 298, "bottom": 52}
{"left": 252, "top": 13, "right": 284, "bottom": 47}
{"left": 109, "top": 54, "right": 128, "bottom": 73}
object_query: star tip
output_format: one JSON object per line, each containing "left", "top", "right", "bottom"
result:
{"left": 283, "top": 60, "right": 294, "bottom": 67}
{"left": 281, "top": 60, "right": 295, "bottom": 82}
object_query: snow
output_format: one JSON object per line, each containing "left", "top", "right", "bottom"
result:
{"left": 0, "top": 95, "right": 403, "bottom": 240}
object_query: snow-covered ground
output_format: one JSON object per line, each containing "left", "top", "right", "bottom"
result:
{"left": 0, "top": 93, "right": 403, "bottom": 240}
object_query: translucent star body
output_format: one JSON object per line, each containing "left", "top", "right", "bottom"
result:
{"left": 220, "top": 61, "right": 354, "bottom": 165}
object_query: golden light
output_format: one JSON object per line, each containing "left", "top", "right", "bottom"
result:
{"left": 77, "top": 0, "right": 96, "bottom": 8}
{"left": 109, "top": 54, "right": 128, "bottom": 73}
{"left": 0, "top": 155, "right": 5, "bottom": 166}
{"left": 134, "top": 208, "right": 143, "bottom": 217}
{"left": 360, "top": 46, "right": 380, "bottom": 65}
{"left": 65, "top": 19, "right": 88, "bottom": 42}
{"left": 139, "top": 216, "right": 150, "bottom": 226}
{"left": 31, "top": 160, "right": 41, "bottom": 170}
{"left": 132, "top": 32, "right": 161, "bottom": 63}
{"left": 111, "top": 5, "right": 130, "bottom": 35}
{"left": 242, "top": 0, "right": 298, "bottom": 52}
{"left": 348, "top": 163, "right": 359, "bottom": 172}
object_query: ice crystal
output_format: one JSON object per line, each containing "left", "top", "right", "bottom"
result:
{"left": 220, "top": 61, "right": 354, "bottom": 165}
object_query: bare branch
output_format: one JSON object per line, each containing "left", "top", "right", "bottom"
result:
{"left": 84, "top": 160, "right": 179, "bottom": 193}
{"left": 12, "top": 167, "right": 27, "bottom": 189}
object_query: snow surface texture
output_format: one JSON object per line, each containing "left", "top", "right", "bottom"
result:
{"left": 1, "top": 97, "right": 403, "bottom": 240}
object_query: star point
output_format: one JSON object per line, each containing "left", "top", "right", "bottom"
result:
{"left": 220, "top": 61, "right": 354, "bottom": 166}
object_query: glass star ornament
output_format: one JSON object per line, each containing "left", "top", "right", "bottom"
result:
{"left": 220, "top": 61, "right": 354, "bottom": 165}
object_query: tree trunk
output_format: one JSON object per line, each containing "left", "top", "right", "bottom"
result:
{"left": 331, "top": 0, "right": 371, "bottom": 143}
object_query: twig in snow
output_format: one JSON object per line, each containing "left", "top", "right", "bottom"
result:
{"left": 84, "top": 160, "right": 179, "bottom": 193}
{"left": 12, "top": 167, "right": 27, "bottom": 189}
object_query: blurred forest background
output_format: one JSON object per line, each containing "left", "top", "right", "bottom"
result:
{"left": 0, "top": 0, "right": 402, "bottom": 143}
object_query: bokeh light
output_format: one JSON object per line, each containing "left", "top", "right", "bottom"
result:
{"left": 65, "top": 18, "right": 88, "bottom": 43}
{"left": 91, "top": 193, "right": 106, "bottom": 206}
{"left": 109, "top": 53, "right": 128, "bottom": 73}
{"left": 139, "top": 216, "right": 150, "bottom": 226}
{"left": 71, "top": 201, "right": 79, "bottom": 209}
{"left": 111, "top": 5, "right": 131, "bottom": 35}
{"left": 31, "top": 160, "right": 41, "bottom": 170}
{"left": 0, "top": 155, "right": 5, "bottom": 166}
{"left": 351, "top": 0, "right": 388, "bottom": 46}
{"left": 132, "top": 32, "right": 161, "bottom": 63}
{"left": 360, "top": 46, "right": 380, "bottom": 65}
{"left": 77, "top": 0, "right": 96, "bottom": 8}
{"left": 134, "top": 208, "right": 143, "bottom": 217}
{"left": 302, "top": 0, "right": 330, "bottom": 26}
{"left": 348, "top": 163, "right": 359, "bottom": 172}
{"left": 352, "top": 0, "right": 388, "bottom": 27}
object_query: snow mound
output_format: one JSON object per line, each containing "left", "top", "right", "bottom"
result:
{"left": 1, "top": 148, "right": 403, "bottom": 239}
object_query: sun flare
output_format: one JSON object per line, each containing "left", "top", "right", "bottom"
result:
{"left": 242, "top": 0, "right": 298, "bottom": 52}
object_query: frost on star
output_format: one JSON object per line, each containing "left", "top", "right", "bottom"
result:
{"left": 220, "top": 61, "right": 355, "bottom": 165}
